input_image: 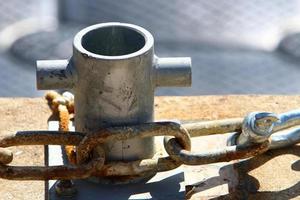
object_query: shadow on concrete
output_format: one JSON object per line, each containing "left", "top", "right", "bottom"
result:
{"left": 209, "top": 145, "right": 300, "bottom": 200}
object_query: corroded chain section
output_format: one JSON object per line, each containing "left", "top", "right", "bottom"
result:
{"left": 1, "top": 92, "right": 300, "bottom": 180}
{"left": 0, "top": 125, "right": 267, "bottom": 180}
{"left": 0, "top": 131, "right": 104, "bottom": 180}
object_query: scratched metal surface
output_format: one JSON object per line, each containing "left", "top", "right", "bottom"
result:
{"left": 2, "top": 0, "right": 300, "bottom": 96}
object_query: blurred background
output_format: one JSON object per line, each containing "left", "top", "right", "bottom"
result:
{"left": 2, "top": 0, "right": 300, "bottom": 96}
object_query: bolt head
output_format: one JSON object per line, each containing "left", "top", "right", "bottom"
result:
{"left": 55, "top": 180, "right": 77, "bottom": 197}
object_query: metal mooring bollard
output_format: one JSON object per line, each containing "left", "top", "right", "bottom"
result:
{"left": 36, "top": 22, "right": 191, "bottom": 161}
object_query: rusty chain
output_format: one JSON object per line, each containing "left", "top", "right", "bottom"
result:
{"left": 0, "top": 131, "right": 104, "bottom": 180}
{"left": 1, "top": 91, "right": 300, "bottom": 180}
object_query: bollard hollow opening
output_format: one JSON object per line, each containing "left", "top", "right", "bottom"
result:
{"left": 81, "top": 26, "right": 146, "bottom": 56}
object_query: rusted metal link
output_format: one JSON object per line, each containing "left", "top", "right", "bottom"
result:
{"left": 78, "top": 122, "right": 190, "bottom": 177}
{"left": 0, "top": 131, "right": 84, "bottom": 147}
{"left": 164, "top": 136, "right": 270, "bottom": 165}
{"left": 0, "top": 131, "right": 84, "bottom": 165}
{"left": 0, "top": 123, "right": 190, "bottom": 179}
{"left": 164, "top": 117, "right": 270, "bottom": 165}
{"left": 0, "top": 153, "right": 104, "bottom": 180}
{"left": 182, "top": 118, "right": 243, "bottom": 137}
{"left": 76, "top": 122, "right": 191, "bottom": 165}
{"left": 0, "top": 131, "right": 105, "bottom": 180}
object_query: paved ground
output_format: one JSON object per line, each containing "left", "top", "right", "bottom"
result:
{"left": 2, "top": 0, "right": 300, "bottom": 97}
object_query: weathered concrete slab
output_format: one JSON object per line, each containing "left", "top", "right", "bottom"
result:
{"left": 0, "top": 98, "right": 50, "bottom": 200}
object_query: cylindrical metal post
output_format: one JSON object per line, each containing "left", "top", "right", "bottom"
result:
{"left": 36, "top": 22, "right": 192, "bottom": 164}
{"left": 72, "top": 23, "right": 155, "bottom": 161}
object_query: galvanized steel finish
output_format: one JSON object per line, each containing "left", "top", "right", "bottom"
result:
{"left": 236, "top": 109, "right": 300, "bottom": 149}
{"left": 36, "top": 22, "right": 192, "bottom": 162}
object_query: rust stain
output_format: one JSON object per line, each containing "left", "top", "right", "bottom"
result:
{"left": 45, "top": 91, "right": 77, "bottom": 164}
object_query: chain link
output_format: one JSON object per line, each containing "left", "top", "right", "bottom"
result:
{"left": 1, "top": 91, "right": 300, "bottom": 180}
{"left": 0, "top": 131, "right": 103, "bottom": 180}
